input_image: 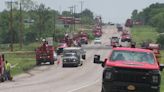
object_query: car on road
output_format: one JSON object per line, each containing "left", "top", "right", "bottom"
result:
{"left": 94, "top": 47, "right": 164, "bottom": 92}
{"left": 116, "top": 24, "right": 123, "bottom": 32}
{"left": 110, "top": 35, "right": 120, "bottom": 47}
{"left": 62, "top": 47, "right": 86, "bottom": 67}
{"left": 94, "top": 38, "right": 102, "bottom": 44}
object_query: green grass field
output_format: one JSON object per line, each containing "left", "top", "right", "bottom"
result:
{"left": 5, "top": 52, "right": 35, "bottom": 76}
{"left": 131, "top": 25, "right": 158, "bottom": 45}
{"left": 131, "top": 25, "right": 164, "bottom": 92}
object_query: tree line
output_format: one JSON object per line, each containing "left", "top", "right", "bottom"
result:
{"left": 0, "top": 0, "right": 94, "bottom": 45}
{"left": 131, "top": 3, "right": 164, "bottom": 48}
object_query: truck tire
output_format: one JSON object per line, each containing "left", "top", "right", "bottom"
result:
{"left": 80, "top": 61, "right": 83, "bottom": 66}
{"left": 101, "top": 87, "right": 104, "bottom": 92}
{"left": 50, "top": 61, "right": 54, "bottom": 65}
{"left": 86, "top": 42, "right": 88, "bottom": 44}
{"left": 75, "top": 64, "right": 78, "bottom": 67}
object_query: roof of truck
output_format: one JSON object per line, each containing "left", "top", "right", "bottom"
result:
{"left": 113, "top": 47, "right": 153, "bottom": 53}
{"left": 64, "top": 47, "right": 82, "bottom": 50}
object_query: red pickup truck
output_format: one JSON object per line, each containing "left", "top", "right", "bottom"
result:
{"left": 94, "top": 47, "right": 164, "bottom": 92}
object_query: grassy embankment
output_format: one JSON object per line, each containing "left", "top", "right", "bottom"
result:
{"left": 131, "top": 25, "right": 164, "bottom": 91}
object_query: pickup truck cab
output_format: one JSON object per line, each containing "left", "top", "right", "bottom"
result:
{"left": 94, "top": 47, "right": 164, "bottom": 92}
{"left": 62, "top": 47, "right": 86, "bottom": 67}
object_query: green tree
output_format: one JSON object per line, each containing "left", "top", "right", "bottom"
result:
{"left": 80, "top": 9, "right": 94, "bottom": 24}
{"left": 151, "top": 12, "right": 164, "bottom": 32}
{"left": 62, "top": 11, "right": 72, "bottom": 17}
{"left": 131, "top": 9, "right": 138, "bottom": 20}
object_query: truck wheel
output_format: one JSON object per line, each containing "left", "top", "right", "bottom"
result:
{"left": 62, "top": 64, "right": 66, "bottom": 67}
{"left": 50, "top": 61, "right": 54, "bottom": 65}
{"left": 75, "top": 64, "right": 78, "bottom": 67}
{"left": 80, "top": 62, "right": 83, "bottom": 66}
{"left": 101, "top": 87, "right": 104, "bottom": 92}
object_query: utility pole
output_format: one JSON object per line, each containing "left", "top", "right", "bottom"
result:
{"left": 6, "top": 0, "right": 16, "bottom": 51}
{"left": 19, "top": 2, "right": 23, "bottom": 49}
{"left": 53, "top": 12, "right": 56, "bottom": 41}
{"left": 73, "top": 5, "right": 76, "bottom": 32}
{"left": 69, "top": 6, "right": 73, "bottom": 33}
{"left": 80, "top": 1, "right": 84, "bottom": 31}
{"left": 80, "top": 1, "right": 84, "bottom": 15}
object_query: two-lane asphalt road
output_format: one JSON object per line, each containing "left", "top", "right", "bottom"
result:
{"left": 0, "top": 25, "right": 118, "bottom": 92}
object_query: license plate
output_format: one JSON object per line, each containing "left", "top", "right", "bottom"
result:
{"left": 127, "top": 85, "right": 135, "bottom": 91}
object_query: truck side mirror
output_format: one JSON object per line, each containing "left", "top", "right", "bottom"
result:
{"left": 102, "top": 58, "right": 107, "bottom": 67}
{"left": 82, "top": 55, "right": 86, "bottom": 60}
{"left": 93, "top": 55, "right": 102, "bottom": 64}
{"left": 160, "top": 64, "right": 164, "bottom": 71}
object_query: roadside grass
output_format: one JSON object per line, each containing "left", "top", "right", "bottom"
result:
{"left": 131, "top": 25, "right": 164, "bottom": 92}
{"left": 5, "top": 52, "right": 36, "bottom": 76}
{"left": 160, "top": 50, "right": 164, "bottom": 91}
{"left": 131, "top": 25, "right": 158, "bottom": 46}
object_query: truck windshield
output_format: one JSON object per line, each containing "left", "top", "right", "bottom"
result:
{"left": 110, "top": 50, "right": 155, "bottom": 64}
{"left": 111, "top": 38, "right": 119, "bottom": 42}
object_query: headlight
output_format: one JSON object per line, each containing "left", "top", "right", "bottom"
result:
{"left": 63, "top": 59, "right": 66, "bottom": 62}
{"left": 73, "top": 59, "right": 76, "bottom": 62}
{"left": 105, "top": 72, "right": 112, "bottom": 79}
{"left": 152, "top": 75, "right": 159, "bottom": 83}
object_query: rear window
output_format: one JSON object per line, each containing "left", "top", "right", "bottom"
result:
{"left": 110, "top": 50, "right": 155, "bottom": 64}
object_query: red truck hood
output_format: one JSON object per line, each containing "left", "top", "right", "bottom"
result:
{"left": 94, "top": 32, "right": 101, "bottom": 36}
{"left": 81, "top": 37, "right": 87, "bottom": 39}
{"left": 106, "top": 60, "right": 159, "bottom": 70}
{"left": 58, "top": 43, "right": 67, "bottom": 48}
{"left": 122, "top": 35, "right": 130, "bottom": 39}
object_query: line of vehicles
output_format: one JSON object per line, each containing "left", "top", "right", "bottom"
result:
{"left": 0, "top": 19, "right": 163, "bottom": 92}
{"left": 34, "top": 16, "right": 103, "bottom": 67}
{"left": 35, "top": 37, "right": 86, "bottom": 67}
{"left": 93, "top": 23, "right": 164, "bottom": 92}
{"left": 110, "top": 25, "right": 131, "bottom": 48}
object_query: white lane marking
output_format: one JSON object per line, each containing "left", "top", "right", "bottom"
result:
{"left": 67, "top": 79, "right": 100, "bottom": 92}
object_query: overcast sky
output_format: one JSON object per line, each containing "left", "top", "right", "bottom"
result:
{"left": 1, "top": 0, "right": 164, "bottom": 23}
